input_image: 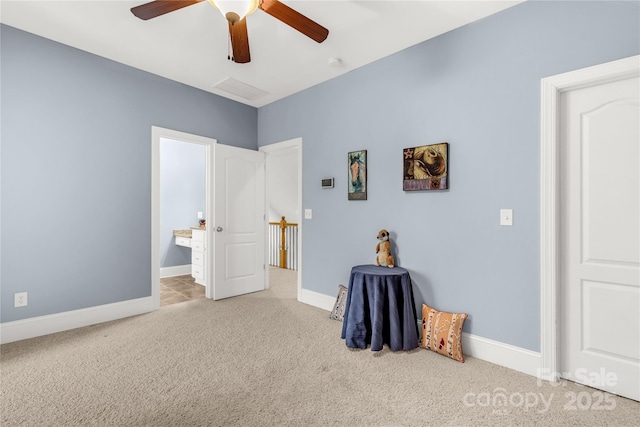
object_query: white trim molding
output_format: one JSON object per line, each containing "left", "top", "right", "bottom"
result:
{"left": 462, "top": 333, "right": 541, "bottom": 377}
{"left": 539, "top": 55, "right": 640, "bottom": 382}
{"left": 0, "top": 297, "right": 155, "bottom": 344}
{"left": 298, "top": 288, "right": 337, "bottom": 312}
{"left": 160, "top": 265, "right": 192, "bottom": 278}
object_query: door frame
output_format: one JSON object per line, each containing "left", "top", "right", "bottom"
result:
{"left": 259, "top": 138, "right": 303, "bottom": 299}
{"left": 539, "top": 55, "right": 639, "bottom": 382}
{"left": 151, "top": 126, "right": 217, "bottom": 307}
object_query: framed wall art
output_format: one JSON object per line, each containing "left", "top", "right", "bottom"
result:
{"left": 348, "top": 150, "right": 367, "bottom": 200}
{"left": 403, "top": 142, "right": 448, "bottom": 191}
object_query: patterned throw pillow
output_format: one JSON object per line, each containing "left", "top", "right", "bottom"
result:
{"left": 420, "top": 304, "right": 468, "bottom": 363}
{"left": 329, "top": 285, "right": 348, "bottom": 321}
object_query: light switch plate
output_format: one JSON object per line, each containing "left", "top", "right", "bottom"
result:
{"left": 500, "top": 209, "right": 513, "bottom": 226}
{"left": 305, "top": 209, "right": 313, "bottom": 219}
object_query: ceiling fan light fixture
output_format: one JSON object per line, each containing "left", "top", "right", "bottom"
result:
{"left": 208, "top": 0, "right": 259, "bottom": 23}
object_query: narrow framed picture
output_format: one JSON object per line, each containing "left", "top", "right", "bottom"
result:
{"left": 403, "top": 142, "right": 448, "bottom": 191}
{"left": 348, "top": 150, "right": 367, "bottom": 200}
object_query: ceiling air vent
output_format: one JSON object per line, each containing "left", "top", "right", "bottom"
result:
{"left": 213, "top": 77, "right": 269, "bottom": 101}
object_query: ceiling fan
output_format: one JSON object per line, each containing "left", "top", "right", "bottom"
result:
{"left": 131, "top": 0, "right": 329, "bottom": 64}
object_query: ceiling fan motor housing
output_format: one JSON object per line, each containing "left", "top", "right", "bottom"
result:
{"left": 209, "top": 0, "right": 259, "bottom": 22}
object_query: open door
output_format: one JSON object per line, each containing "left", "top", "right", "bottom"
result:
{"left": 213, "top": 143, "right": 266, "bottom": 300}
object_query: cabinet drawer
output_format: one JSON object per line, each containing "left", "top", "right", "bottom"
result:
{"left": 191, "top": 230, "right": 205, "bottom": 242}
{"left": 192, "top": 251, "right": 204, "bottom": 266}
{"left": 192, "top": 241, "right": 205, "bottom": 252}
{"left": 175, "top": 237, "right": 191, "bottom": 248}
{"left": 192, "top": 265, "right": 204, "bottom": 280}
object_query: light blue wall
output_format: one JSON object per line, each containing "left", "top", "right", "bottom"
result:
{"left": 257, "top": 1, "right": 640, "bottom": 351}
{"left": 160, "top": 139, "right": 206, "bottom": 269}
{"left": 2, "top": 1, "right": 638, "bottom": 348}
{"left": 0, "top": 25, "right": 257, "bottom": 322}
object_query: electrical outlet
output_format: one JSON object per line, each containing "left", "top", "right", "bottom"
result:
{"left": 14, "top": 292, "right": 28, "bottom": 308}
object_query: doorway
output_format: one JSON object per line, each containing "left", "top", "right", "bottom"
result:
{"left": 152, "top": 127, "right": 268, "bottom": 305}
{"left": 158, "top": 137, "right": 207, "bottom": 307}
{"left": 151, "top": 127, "right": 217, "bottom": 308}
{"left": 260, "top": 138, "right": 302, "bottom": 300}
{"left": 540, "top": 55, "right": 639, "bottom": 401}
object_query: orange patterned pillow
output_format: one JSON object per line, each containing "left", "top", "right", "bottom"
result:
{"left": 421, "top": 304, "right": 468, "bottom": 363}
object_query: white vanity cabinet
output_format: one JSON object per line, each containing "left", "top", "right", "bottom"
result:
{"left": 191, "top": 229, "right": 206, "bottom": 285}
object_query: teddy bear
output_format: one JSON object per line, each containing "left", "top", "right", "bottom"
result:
{"left": 375, "top": 229, "right": 395, "bottom": 268}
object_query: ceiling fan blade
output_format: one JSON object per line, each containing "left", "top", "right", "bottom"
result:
{"left": 131, "top": 0, "right": 204, "bottom": 20}
{"left": 259, "top": 0, "right": 328, "bottom": 43}
{"left": 229, "top": 18, "right": 251, "bottom": 64}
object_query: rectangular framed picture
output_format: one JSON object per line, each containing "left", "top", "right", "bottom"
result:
{"left": 403, "top": 142, "right": 448, "bottom": 191}
{"left": 348, "top": 150, "right": 367, "bottom": 200}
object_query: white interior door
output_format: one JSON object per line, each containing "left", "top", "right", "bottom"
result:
{"left": 213, "top": 143, "right": 266, "bottom": 300}
{"left": 559, "top": 71, "right": 640, "bottom": 400}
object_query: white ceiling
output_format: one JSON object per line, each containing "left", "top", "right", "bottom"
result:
{"left": 0, "top": 0, "right": 522, "bottom": 108}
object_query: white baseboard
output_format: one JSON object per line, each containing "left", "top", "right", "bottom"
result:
{"left": 299, "top": 290, "right": 542, "bottom": 378}
{"left": 298, "top": 288, "right": 337, "bottom": 312}
{"left": 414, "top": 319, "right": 541, "bottom": 377}
{"left": 461, "top": 332, "right": 542, "bottom": 378}
{"left": 0, "top": 297, "right": 156, "bottom": 344}
{"left": 160, "top": 265, "right": 191, "bottom": 278}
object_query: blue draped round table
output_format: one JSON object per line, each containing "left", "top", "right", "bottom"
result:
{"left": 341, "top": 264, "right": 419, "bottom": 351}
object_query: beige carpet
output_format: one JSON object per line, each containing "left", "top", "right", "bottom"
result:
{"left": 1, "top": 267, "right": 638, "bottom": 426}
